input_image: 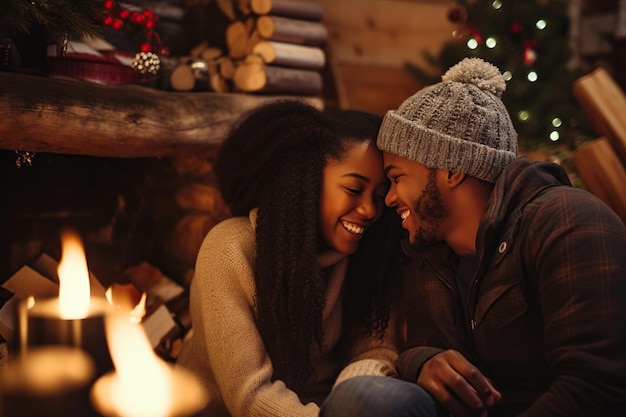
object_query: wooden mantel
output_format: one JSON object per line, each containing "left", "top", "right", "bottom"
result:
{"left": 0, "top": 72, "right": 322, "bottom": 158}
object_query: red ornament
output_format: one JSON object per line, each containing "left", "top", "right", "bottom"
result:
{"left": 449, "top": 9, "right": 462, "bottom": 22}
{"left": 97, "top": 0, "right": 163, "bottom": 56}
{"left": 112, "top": 19, "right": 124, "bottom": 31}
{"left": 510, "top": 21, "right": 523, "bottom": 33}
{"left": 142, "top": 9, "right": 155, "bottom": 20}
{"left": 523, "top": 40, "right": 537, "bottom": 65}
{"left": 468, "top": 23, "right": 483, "bottom": 44}
{"left": 447, "top": 2, "right": 468, "bottom": 24}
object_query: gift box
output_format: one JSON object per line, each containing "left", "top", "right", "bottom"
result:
{"left": 572, "top": 67, "right": 626, "bottom": 166}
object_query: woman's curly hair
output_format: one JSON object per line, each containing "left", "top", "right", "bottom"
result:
{"left": 215, "top": 100, "right": 404, "bottom": 393}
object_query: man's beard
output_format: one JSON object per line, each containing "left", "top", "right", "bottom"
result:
{"left": 410, "top": 169, "right": 448, "bottom": 250}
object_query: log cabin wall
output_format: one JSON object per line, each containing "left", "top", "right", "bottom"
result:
{"left": 318, "top": 0, "right": 454, "bottom": 114}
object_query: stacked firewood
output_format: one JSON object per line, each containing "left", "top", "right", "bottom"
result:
{"left": 169, "top": 155, "right": 231, "bottom": 274}
{"left": 171, "top": 0, "right": 328, "bottom": 95}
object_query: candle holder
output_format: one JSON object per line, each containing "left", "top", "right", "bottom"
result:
{"left": 19, "top": 296, "right": 114, "bottom": 376}
{"left": 90, "top": 312, "right": 208, "bottom": 417}
{"left": 0, "top": 346, "right": 98, "bottom": 417}
{"left": 91, "top": 365, "right": 208, "bottom": 417}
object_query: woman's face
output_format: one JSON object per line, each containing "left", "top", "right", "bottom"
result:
{"left": 318, "top": 140, "right": 389, "bottom": 254}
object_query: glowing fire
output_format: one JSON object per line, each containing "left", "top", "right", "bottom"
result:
{"left": 57, "top": 230, "right": 91, "bottom": 319}
{"left": 105, "top": 312, "right": 172, "bottom": 417}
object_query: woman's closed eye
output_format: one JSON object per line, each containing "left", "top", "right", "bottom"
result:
{"left": 344, "top": 187, "right": 362, "bottom": 196}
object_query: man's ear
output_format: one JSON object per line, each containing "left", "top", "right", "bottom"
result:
{"left": 445, "top": 170, "right": 467, "bottom": 188}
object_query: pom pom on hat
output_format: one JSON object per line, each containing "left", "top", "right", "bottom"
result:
{"left": 442, "top": 57, "right": 506, "bottom": 97}
{"left": 377, "top": 57, "right": 518, "bottom": 183}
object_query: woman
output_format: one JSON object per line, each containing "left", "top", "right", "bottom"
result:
{"left": 176, "top": 100, "right": 405, "bottom": 417}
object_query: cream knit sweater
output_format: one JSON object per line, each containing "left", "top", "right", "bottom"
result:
{"left": 176, "top": 209, "right": 399, "bottom": 417}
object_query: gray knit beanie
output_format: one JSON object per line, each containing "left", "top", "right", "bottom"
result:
{"left": 377, "top": 57, "right": 518, "bottom": 183}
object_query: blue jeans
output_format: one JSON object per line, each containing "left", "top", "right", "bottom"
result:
{"left": 320, "top": 376, "right": 439, "bottom": 417}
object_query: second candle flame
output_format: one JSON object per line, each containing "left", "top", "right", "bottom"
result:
{"left": 57, "top": 230, "right": 91, "bottom": 319}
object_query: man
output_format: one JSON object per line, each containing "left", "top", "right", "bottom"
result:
{"left": 376, "top": 56, "right": 626, "bottom": 417}
{"left": 320, "top": 58, "right": 626, "bottom": 417}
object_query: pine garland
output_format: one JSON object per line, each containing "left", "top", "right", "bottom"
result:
{"left": 0, "top": 0, "right": 102, "bottom": 39}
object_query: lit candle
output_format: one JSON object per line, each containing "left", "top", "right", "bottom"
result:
{"left": 91, "top": 312, "right": 207, "bottom": 417}
{"left": 20, "top": 229, "right": 115, "bottom": 376}
{"left": 0, "top": 346, "right": 97, "bottom": 417}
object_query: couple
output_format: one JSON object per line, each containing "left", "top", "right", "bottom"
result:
{"left": 176, "top": 58, "right": 626, "bottom": 417}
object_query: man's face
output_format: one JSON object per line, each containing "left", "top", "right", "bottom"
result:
{"left": 382, "top": 152, "right": 448, "bottom": 249}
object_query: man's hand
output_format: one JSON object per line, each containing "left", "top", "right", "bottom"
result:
{"left": 417, "top": 350, "right": 501, "bottom": 417}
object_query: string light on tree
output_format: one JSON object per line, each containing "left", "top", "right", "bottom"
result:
{"left": 550, "top": 131, "right": 560, "bottom": 141}
{"left": 518, "top": 110, "right": 530, "bottom": 122}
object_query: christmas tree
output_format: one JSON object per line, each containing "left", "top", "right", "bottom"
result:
{"left": 406, "top": 0, "right": 594, "bottom": 151}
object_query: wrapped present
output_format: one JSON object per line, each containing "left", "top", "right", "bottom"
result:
{"left": 572, "top": 137, "right": 626, "bottom": 225}
{"left": 572, "top": 67, "right": 626, "bottom": 166}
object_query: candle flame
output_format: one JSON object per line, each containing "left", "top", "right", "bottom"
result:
{"left": 105, "top": 283, "right": 147, "bottom": 324}
{"left": 105, "top": 312, "right": 172, "bottom": 417}
{"left": 57, "top": 230, "right": 91, "bottom": 319}
{"left": 129, "top": 292, "right": 147, "bottom": 324}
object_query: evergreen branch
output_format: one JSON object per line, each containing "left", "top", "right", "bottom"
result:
{"left": 0, "top": 0, "right": 102, "bottom": 38}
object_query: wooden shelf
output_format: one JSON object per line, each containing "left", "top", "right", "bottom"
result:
{"left": 0, "top": 72, "right": 322, "bottom": 158}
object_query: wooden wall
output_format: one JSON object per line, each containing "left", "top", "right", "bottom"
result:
{"left": 317, "top": 0, "right": 455, "bottom": 114}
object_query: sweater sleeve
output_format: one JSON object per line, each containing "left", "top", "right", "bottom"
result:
{"left": 188, "top": 218, "right": 319, "bottom": 417}
{"left": 333, "top": 306, "right": 401, "bottom": 388}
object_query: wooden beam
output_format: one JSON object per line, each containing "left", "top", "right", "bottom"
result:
{"left": 0, "top": 72, "right": 322, "bottom": 158}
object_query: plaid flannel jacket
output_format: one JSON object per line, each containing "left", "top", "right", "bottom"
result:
{"left": 398, "top": 158, "right": 626, "bottom": 417}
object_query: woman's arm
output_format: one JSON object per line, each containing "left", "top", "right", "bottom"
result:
{"left": 189, "top": 218, "right": 319, "bottom": 417}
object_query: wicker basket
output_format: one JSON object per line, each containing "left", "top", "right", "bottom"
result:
{"left": 47, "top": 53, "right": 137, "bottom": 84}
